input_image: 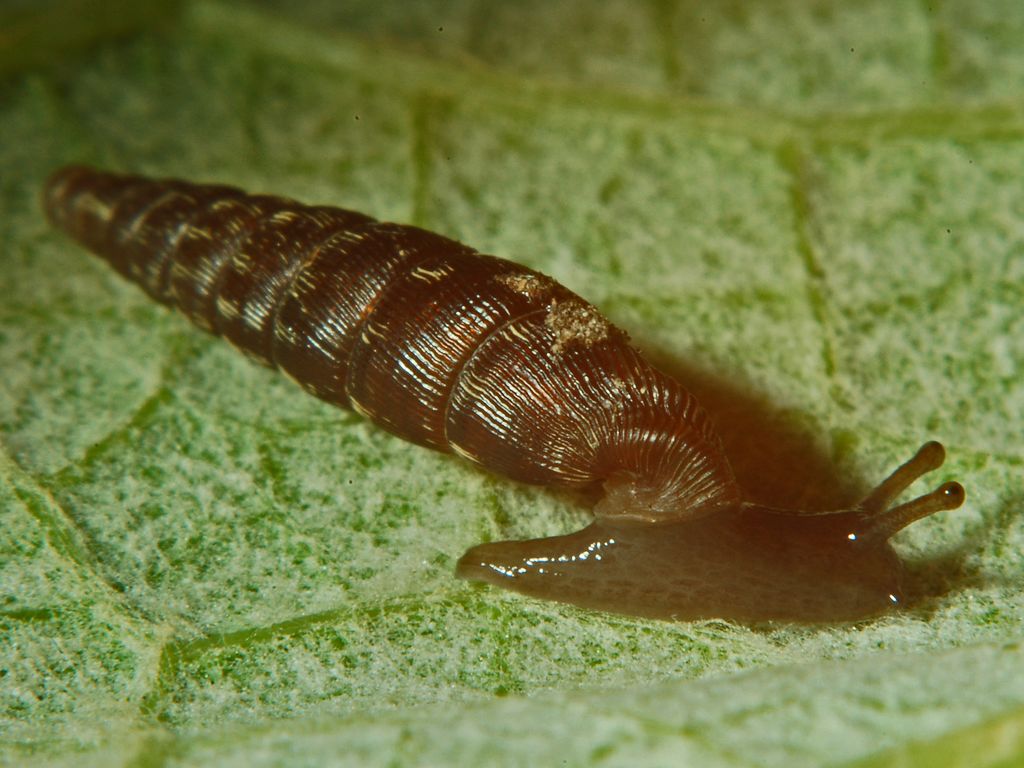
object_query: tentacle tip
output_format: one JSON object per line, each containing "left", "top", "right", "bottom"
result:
{"left": 937, "top": 480, "right": 966, "bottom": 510}
{"left": 917, "top": 440, "right": 946, "bottom": 470}
{"left": 864, "top": 478, "right": 966, "bottom": 541}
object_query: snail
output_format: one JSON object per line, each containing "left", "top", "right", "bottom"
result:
{"left": 43, "top": 165, "right": 965, "bottom": 623}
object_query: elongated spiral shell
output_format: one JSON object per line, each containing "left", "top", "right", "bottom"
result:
{"left": 43, "top": 166, "right": 740, "bottom": 521}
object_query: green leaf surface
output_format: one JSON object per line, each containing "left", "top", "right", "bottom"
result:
{"left": 1, "top": 1, "right": 1022, "bottom": 765}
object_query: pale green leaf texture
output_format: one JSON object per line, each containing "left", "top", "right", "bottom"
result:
{"left": 1, "top": 1, "right": 1023, "bottom": 766}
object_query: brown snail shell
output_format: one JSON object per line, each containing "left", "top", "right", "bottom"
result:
{"left": 43, "top": 165, "right": 965, "bottom": 623}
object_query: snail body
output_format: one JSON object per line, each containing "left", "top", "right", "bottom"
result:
{"left": 43, "top": 166, "right": 965, "bottom": 623}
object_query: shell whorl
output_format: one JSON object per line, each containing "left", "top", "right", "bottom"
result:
{"left": 43, "top": 165, "right": 740, "bottom": 518}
